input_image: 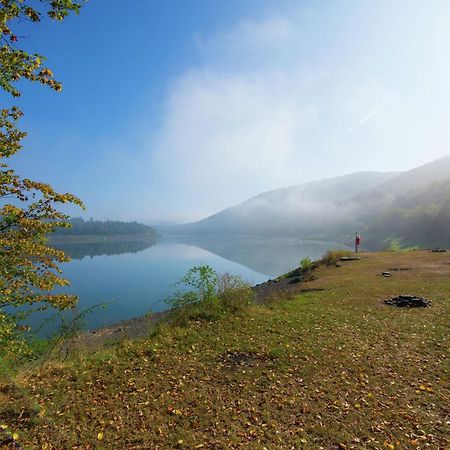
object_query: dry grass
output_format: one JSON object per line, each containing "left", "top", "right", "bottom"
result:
{"left": 0, "top": 250, "right": 449, "bottom": 449}
{"left": 321, "top": 249, "right": 353, "bottom": 266}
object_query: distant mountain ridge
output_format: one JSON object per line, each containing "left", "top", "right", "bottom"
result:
{"left": 175, "top": 172, "right": 399, "bottom": 235}
{"left": 170, "top": 156, "right": 450, "bottom": 249}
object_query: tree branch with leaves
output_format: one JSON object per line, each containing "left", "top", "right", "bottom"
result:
{"left": 0, "top": 0, "right": 85, "bottom": 358}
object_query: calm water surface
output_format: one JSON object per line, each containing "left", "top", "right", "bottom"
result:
{"left": 34, "top": 235, "right": 350, "bottom": 334}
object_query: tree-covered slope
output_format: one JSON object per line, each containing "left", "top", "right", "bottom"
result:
{"left": 357, "top": 157, "right": 450, "bottom": 247}
{"left": 52, "top": 218, "right": 157, "bottom": 237}
{"left": 174, "top": 171, "right": 398, "bottom": 237}
{"left": 171, "top": 156, "right": 450, "bottom": 248}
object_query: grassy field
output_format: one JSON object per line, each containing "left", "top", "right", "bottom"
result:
{"left": 1, "top": 251, "right": 449, "bottom": 449}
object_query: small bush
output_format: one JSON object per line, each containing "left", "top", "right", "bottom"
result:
{"left": 300, "top": 257, "right": 313, "bottom": 272}
{"left": 168, "top": 265, "right": 218, "bottom": 310}
{"left": 167, "top": 266, "right": 253, "bottom": 325}
{"left": 217, "top": 273, "right": 254, "bottom": 314}
{"left": 321, "top": 249, "right": 352, "bottom": 267}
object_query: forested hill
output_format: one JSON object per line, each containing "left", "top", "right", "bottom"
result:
{"left": 170, "top": 155, "right": 450, "bottom": 249}
{"left": 52, "top": 218, "right": 157, "bottom": 237}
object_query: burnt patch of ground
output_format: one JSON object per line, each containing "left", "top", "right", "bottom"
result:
{"left": 384, "top": 295, "right": 432, "bottom": 308}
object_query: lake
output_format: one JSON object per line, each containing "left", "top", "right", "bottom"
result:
{"left": 32, "top": 235, "right": 351, "bottom": 334}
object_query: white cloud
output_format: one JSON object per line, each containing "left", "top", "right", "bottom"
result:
{"left": 151, "top": 68, "right": 320, "bottom": 200}
{"left": 145, "top": 1, "right": 450, "bottom": 223}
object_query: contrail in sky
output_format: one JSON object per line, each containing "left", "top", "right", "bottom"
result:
{"left": 347, "top": 107, "right": 382, "bottom": 135}
{"left": 359, "top": 107, "right": 382, "bottom": 125}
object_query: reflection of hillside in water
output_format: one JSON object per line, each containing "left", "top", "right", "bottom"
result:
{"left": 167, "top": 235, "right": 351, "bottom": 277}
{"left": 51, "top": 237, "right": 157, "bottom": 260}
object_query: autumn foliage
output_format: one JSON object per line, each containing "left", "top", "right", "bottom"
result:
{"left": 0, "top": 1, "right": 84, "bottom": 357}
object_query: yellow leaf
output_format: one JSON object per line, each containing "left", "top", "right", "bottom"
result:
{"left": 0, "top": 425, "right": 7, "bottom": 430}
{"left": 12, "top": 433, "right": 19, "bottom": 441}
{"left": 178, "top": 440, "right": 183, "bottom": 444}
{"left": 300, "top": 438, "right": 307, "bottom": 443}
{"left": 354, "top": 403, "right": 361, "bottom": 409}
{"left": 419, "top": 385, "right": 426, "bottom": 391}
{"left": 97, "top": 432, "right": 104, "bottom": 441}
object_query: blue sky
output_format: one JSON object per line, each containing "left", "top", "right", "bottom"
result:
{"left": 4, "top": 0, "right": 450, "bottom": 223}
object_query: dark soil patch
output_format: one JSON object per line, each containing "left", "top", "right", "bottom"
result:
{"left": 218, "top": 351, "right": 273, "bottom": 371}
{"left": 0, "top": 436, "right": 20, "bottom": 448}
{"left": 299, "top": 287, "right": 325, "bottom": 293}
{"left": 0, "top": 383, "right": 18, "bottom": 395}
{"left": 388, "top": 267, "right": 412, "bottom": 271}
{"left": 384, "top": 295, "right": 431, "bottom": 308}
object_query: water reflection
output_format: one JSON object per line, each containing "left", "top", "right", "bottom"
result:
{"left": 50, "top": 236, "right": 157, "bottom": 260}
{"left": 167, "top": 235, "right": 351, "bottom": 277}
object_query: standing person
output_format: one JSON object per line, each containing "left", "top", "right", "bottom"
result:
{"left": 355, "top": 232, "right": 361, "bottom": 253}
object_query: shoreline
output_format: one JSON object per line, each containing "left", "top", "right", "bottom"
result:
{"left": 74, "top": 269, "right": 312, "bottom": 349}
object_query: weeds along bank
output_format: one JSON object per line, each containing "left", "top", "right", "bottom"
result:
{"left": 0, "top": 250, "right": 449, "bottom": 449}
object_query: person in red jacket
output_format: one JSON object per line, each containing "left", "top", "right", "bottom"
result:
{"left": 355, "top": 232, "right": 361, "bottom": 252}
